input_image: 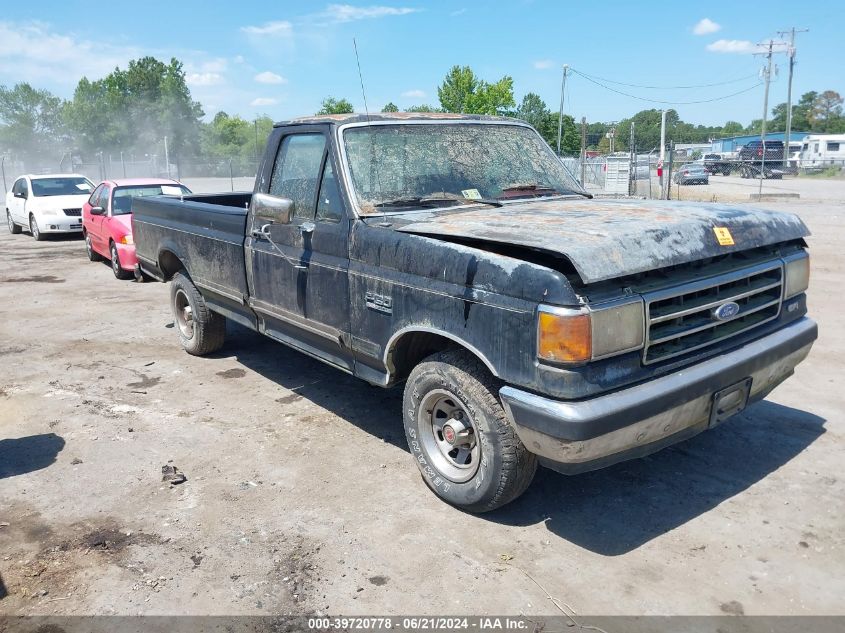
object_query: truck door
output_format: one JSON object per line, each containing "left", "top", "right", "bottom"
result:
{"left": 246, "top": 129, "right": 353, "bottom": 372}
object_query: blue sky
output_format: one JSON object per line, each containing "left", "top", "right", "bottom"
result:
{"left": 0, "top": 0, "right": 841, "bottom": 126}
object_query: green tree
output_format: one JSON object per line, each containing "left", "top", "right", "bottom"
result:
{"left": 317, "top": 97, "right": 354, "bottom": 115}
{"left": 722, "top": 120, "right": 744, "bottom": 135}
{"left": 437, "top": 65, "right": 514, "bottom": 115}
{"left": 0, "top": 83, "right": 67, "bottom": 162}
{"left": 514, "top": 92, "right": 548, "bottom": 130}
{"left": 64, "top": 57, "right": 203, "bottom": 158}
{"left": 513, "top": 93, "right": 577, "bottom": 153}
{"left": 811, "top": 90, "right": 844, "bottom": 131}
{"left": 381, "top": 102, "right": 399, "bottom": 113}
{"left": 406, "top": 104, "right": 440, "bottom": 112}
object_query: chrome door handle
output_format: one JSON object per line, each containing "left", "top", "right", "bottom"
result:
{"left": 300, "top": 221, "right": 316, "bottom": 234}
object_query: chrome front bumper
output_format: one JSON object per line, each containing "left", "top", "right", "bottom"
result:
{"left": 500, "top": 318, "right": 817, "bottom": 474}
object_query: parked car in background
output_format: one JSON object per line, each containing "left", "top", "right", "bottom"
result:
{"left": 6, "top": 174, "right": 95, "bottom": 240}
{"left": 82, "top": 178, "right": 191, "bottom": 279}
{"left": 738, "top": 140, "right": 785, "bottom": 163}
{"left": 703, "top": 153, "right": 732, "bottom": 176}
{"left": 673, "top": 162, "right": 709, "bottom": 185}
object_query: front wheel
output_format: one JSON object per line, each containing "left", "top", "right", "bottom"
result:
{"left": 170, "top": 271, "right": 226, "bottom": 356}
{"left": 7, "top": 211, "right": 21, "bottom": 234}
{"left": 29, "top": 214, "right": 45, "bottom": 241}
{"left": 403, "top": 350, "right": 537, "bottom": 512}
{"left": 110, "top": 242, "right": 133, "bottom": 279}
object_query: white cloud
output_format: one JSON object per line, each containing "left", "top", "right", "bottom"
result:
{"left": 533, "top": 59, "right": 554, "bottom": 70}
{"left": 693, "top": 18, "right": 721, "bottom": 35}
{"left": 234, "top": 55, "right": 246, "bottom": 64}
{"left": 706, "top": 39, "right": 763, "bottom": 54}
{"left": 0, "top": 21, "right": 139, "bottom": 86}
{"left": 250, "top": 97, "right": 278, "bottom": 106}
{"left": 254, "top": 71, "right": 287, "bottom": 84}
{"left": 322, "top": 4, "right": 419, "bottom": 23}
{"left": 401, "top": 89, "right": 425, "bottom": 98}
{"left": 186, "top": 72, "right": 224, "bottom": 86}
{"left": 241, "top": 20, "right": 293, "bottom": 36}
{"left": 450, "top": 8, "right": 467, "bottom": 16}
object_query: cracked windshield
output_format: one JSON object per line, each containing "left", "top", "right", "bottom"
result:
{"left": 343, "top": 123, "right": 586, "bottom": 213}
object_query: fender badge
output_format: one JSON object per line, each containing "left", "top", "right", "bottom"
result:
{"left": 713, "top": 227, "right": 735, "bottom": 246}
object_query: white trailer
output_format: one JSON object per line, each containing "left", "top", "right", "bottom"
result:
{"left": 799, "top": 134, "right": 845, "bottom": 169}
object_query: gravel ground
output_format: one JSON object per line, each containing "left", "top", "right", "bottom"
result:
{"left": 0, "top": 197, "right": 842, "bottom": 617}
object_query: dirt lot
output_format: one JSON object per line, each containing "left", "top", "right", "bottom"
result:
{"left": 0, "top": 196, "right": 843, "bottom": 618}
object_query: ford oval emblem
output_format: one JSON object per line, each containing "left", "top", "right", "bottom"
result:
{"left": 713, "top": 301, "right": 741, "bottom": 321}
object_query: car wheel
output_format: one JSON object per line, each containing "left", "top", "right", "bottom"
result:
{"left": 403, "top": 349, "right": 538, "bottom": 512}
{"left": 110, "top": 242, "right": 133, "bottom": 279}
{"left": 170, "top": 271, "right": 226, "bottom": 356}
{"left": 29, "top": 214, "right": 45, "bottom": 241}
{"left": 85, "top": 232, "right": 103, "bottom": 261}
{"left": 7, "top": 210, "right": 21, "bottom": 234}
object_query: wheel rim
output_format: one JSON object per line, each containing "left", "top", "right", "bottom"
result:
{"left": 30, "top": 217, "right": 38, "bottom": 239}
{"left": 417, "top": 389, "right": 480, "bottom": 483}
{"left": 85, "top": 235, "right": 93, "bottom": 257}
{"left": 111, "top": 245, "right": 121, "bottom": 274}
{"left": 7, "top": 213, "right": 12, "bottom": 232}
{"left": 174, "top": 288, "right": 194, "bottom": 338}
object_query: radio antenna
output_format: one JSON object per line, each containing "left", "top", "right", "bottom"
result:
{"left": 353, "top": 38, "right": 388, "bottom": 226}
{"left": 353, "top": 38, "right": 371, "bottom": 124}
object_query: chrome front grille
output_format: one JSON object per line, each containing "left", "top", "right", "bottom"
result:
{"left": 643, "top": 260, "right": 784, "bottom": 364}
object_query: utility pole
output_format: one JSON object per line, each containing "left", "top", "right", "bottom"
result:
{"left": 756, "top": 40, "right": 778, "bottom": 194}
{"left": 580, "top": 116, "right": 587, "bottom": 186}
{"left": 658, "top": 109, "right": 667, "bottom": 193}
{"left": 629, "top": 122, "right": 635, "bottom": 195}
{"left": 557, "top": 64, "right": 569, "bottom": 156}
{"left": 777, "top": 27, "right": 808, "bottom": 168}
{"left": 163, "top": 136, "right": 170, "bottom": 179}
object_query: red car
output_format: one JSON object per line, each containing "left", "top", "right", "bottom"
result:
{"left": 82, "top": 178, "right": 191, "bottom": 279}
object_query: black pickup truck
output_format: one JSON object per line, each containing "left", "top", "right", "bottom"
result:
{"left": 133, "top": 113, "right": 816, "bottom": 512}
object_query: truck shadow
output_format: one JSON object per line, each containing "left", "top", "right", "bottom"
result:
{"left": 221, "top": 325, "right": 824, "bottom": 554}
{"left": 218, "top": 324, "right": 406, "bottom": 450}
{"left": 0, "top": 433, "right": 66, "bottom": 480}
{"left": 488, "top": 400, "right": 825, "bottom": 555}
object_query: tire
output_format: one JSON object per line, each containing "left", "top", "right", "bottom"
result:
{"left": 84, "top": 232, "right": 103, "bottom": 261}
{"left": 109, "top": 241, "right": 133, "bottom": 280}
{"left": 170, "top": 271, "right": 226, "bottom": 356}
{"left": 403, "top": 349, "right": 537, "bottom": 512}
{"left": 29, "top": 214, "right": 45, "bottom": 241}
{"left": 7, "top": 210, "right": 21, "bottom": 234}
{"left": 723, "top": 169, "right": 731, "bottom": 176}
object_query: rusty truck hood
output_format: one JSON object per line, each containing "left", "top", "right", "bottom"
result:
{"left": 392, "top": 198, "right": 809, "bottom": 283}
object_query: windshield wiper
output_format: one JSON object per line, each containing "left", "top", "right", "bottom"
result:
{"left": 374, "top": 195, "right": 502, "bottom": 209}
{"left": 501, "top": 183, "right": 592, "bottom": 199}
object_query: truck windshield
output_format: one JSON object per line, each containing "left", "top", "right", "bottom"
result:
{"left": 31, "top": 177, "right": 94, "bottom": 197}
{"left": 342, "top": 123, "right": 586, "bottom": 214}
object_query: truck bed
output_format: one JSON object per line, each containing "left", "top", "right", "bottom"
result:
{"left": 132, "top": 192, "right": 253, "bottom": 315}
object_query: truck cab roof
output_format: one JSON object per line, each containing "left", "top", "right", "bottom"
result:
{"left": 275, "top": 112, "right": 516, "bottom": 127}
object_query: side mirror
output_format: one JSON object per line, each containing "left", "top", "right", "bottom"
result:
{"left": 14, "top": 191, "right": 27, "bottom": 199}
{"left": 90, "top": 206, "right": 105, "bottom": 216}
{"left": 251, "top": 193, "right": 293, "bottom": 226}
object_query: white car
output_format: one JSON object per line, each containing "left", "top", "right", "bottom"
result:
{"left": 6, "top": 173, "right": 96, "bottom": 240}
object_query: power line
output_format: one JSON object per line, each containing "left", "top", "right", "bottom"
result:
{"left": 573, "top": 70, "right": 759, "bottom": 90}
{"left": 569, "top": 69, "right": 762, "bottom": 105}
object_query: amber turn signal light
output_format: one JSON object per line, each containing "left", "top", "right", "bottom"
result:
{"left": 537, "top": 309, "right": 592, "bottom": 363}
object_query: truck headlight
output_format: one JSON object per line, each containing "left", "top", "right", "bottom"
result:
{"left": 538, "top": 298, "right": 645, "bottom": 364}
{"left": 783, "top": 252, "right": 809, "bottom": 298}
